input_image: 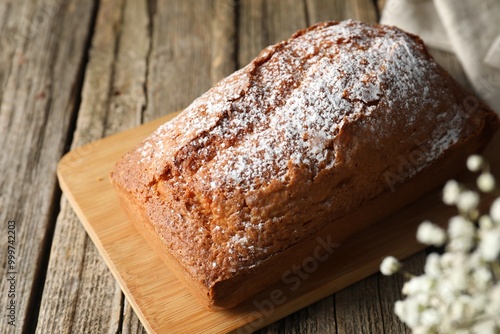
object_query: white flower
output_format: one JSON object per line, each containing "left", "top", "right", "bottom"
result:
{"left": 455, "top": 330, "right": 472, "bottom": 334}
{"left": 477, "top": 172, "right": 496, "bottom": 193}
{"left": 443, "top": 180, "right": 461, "bottom": 205}
{"left": 470, "top": 294, "right": 487, "bottom": 316}
{"left": 450, "top": 298, "right": 466, "bottom": 322}
{"left": 412, "top": 327, "right": 431, "bottom": 334}
{"left": 479, "top": 215, "right": 494, "bottom": 229}
{"left": 491, "top": 197, "right": 500, "bottom": 224}
{"left": 472, "top": 320, "right": 497, "bottom": 334}
{"left": 467, "top": 154, "right": 484, "bottom": 172}
{"left": 468, "top": 251, "right": 482, "bottom": 268}
{"left": 449, "top": 267, "right": 469, "bottom": 291}
{"left": 402, "top": 298, "right": 422, "bottom": 328}
{"left": 439, "top": 252, "right": 458, "bottom": 269}
{"left": 414, "top": 292, "right": 431, "bottom": 307}
{"left": 455, "top": 295, "right": 474, "bottom": 321}
{"left": 437, "top": 279, "right": 459, "bottom": 303}
{"left": 487, "top": 284, "right": 500, "bottom": 317}
{"left": 417, "top": 221, "right": 446, "bottom": 246}
{"left": 420, "top": 308, "right": 441, "bottom": 328}
{"left": 394, "top": 300, "right": 406, "bottom": 319}
{"left": 380, "top": 256, "right": 401, "bottom": 276}
{"left": 424, "top": 253, "right": 441, "bottom": 278}
{"left": 448, "top": 216, "right": 474, "bottom": 238}
{"left": 456, "top": 190, "right": 480, "bottom": 212}
{"left": 472, "top": 267, "right": 492, "bottom": 291}
{"left": 387, "top": 157, "right": 500, "bottom": 333}
{"left": 448, "top": 216, "right": 475, "bottom": 252}
{"left": 479, "top": 228, "right": 500, "bottom": 261}
{"left": 491, "top": 284, "right": 500, "bottom": 304}
{"left": 403, "top": 276, "right": 434, "bottom": 295}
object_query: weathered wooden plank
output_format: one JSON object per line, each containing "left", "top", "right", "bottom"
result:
{"left": 258, "top": 296, "right": 337, "bottom": 334}
{"left": 105, "top": 0, "right": 150, "bottom": 136}
{"left": 335, "top": 277, "right": 384, "bottom": 334}
{"left": 377, "top": 0, "right": 387, "bottom": 14}
{"left": 0, "top": 0, "right": 28, "bottom": 106}
{"left": 34, "top": 0, "right": 123, "bottom": 332}
{"left": 263, "top": 0, "right": 308, "bottom": 47}
{"left": 237, "top": 0, "right": 308, "bottom": 68}
{"left": 70, "top": 243, "right": 124, "bottom": 333}
{"left": 35, "top": 200, "right": 120, "bottom": 334}
{"left": 0, "top": 0, "right": 95, "bottom": 333}
{"left": 306, "top": 0, "right": 378, "bottom": 24}
{"left": 237, "top": 0, "right": 378, "bottom": 69}
{"left": 377, "top": 253, "right": 426, "bottom": 334}
{"left": 110, "top": 0, "right": 152, "bottom": 330}
{"left": 36, "top": 0, "right": 151, "bottom": 333}
{"left": 39, "top": 0, "right": 239, "bottom": 333}
{"left": 122, "top": 299, "right": 148, "bottom": 334}
{"left": 145, "top": 0, "right": 220, "bottom": 121}
{"left": 211, "top": 0, "right": 237, "bottom": 85}
{"left": 235, "top": 0, "right": 266, "bottom": 68}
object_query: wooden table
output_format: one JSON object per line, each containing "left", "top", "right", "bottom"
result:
{"left": 0, "top": 0, "right": 476, "bottom": 333}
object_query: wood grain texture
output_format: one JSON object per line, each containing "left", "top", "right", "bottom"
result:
{"left": 0, "top": 0, "right": 95, "bottom": 333}
{"left": 0, "top": 0, "right": 27, "bottom": 106}
{"left": 122, "top": 298, "right": 148, "bottom": 334}
{"left": 336, "top": 277, "right": 384, "bottom": 334}
{"left": 237, "top": 0, "right": 307, "bottom": 68}
{"left": 306, "top": 0, "right": 378, "bottom": 24}
{"left": 257, "top": 296, "right": 336, "bottom": 334}
{"left": 211, "top": 0, "right": 237, "bottom": 84}
{"left": 36, "top": 0, "right": 150, "bottom": 332}
{"left": 145, "top": 0, "right": 218, "bottom": 121}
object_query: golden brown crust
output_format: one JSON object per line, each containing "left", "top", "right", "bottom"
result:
{"left": 110, "top": 20, "right": 500, "bottom": 309}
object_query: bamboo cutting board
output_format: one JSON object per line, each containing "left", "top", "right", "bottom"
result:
{"left": 57, "top": 112, "right": 500, "bottom": 334}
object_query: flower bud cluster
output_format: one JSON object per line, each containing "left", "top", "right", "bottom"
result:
{"left": 380, "top": 155, "right": 500, "bottom": 333}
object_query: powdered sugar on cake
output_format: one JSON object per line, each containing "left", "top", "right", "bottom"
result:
{"left": 138, "top": 20, "right": 461, "bottom": 192}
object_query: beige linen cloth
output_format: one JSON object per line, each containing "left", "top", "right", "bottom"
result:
{"left": 381, "top": 0, "right": 500, "bottom": 114}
